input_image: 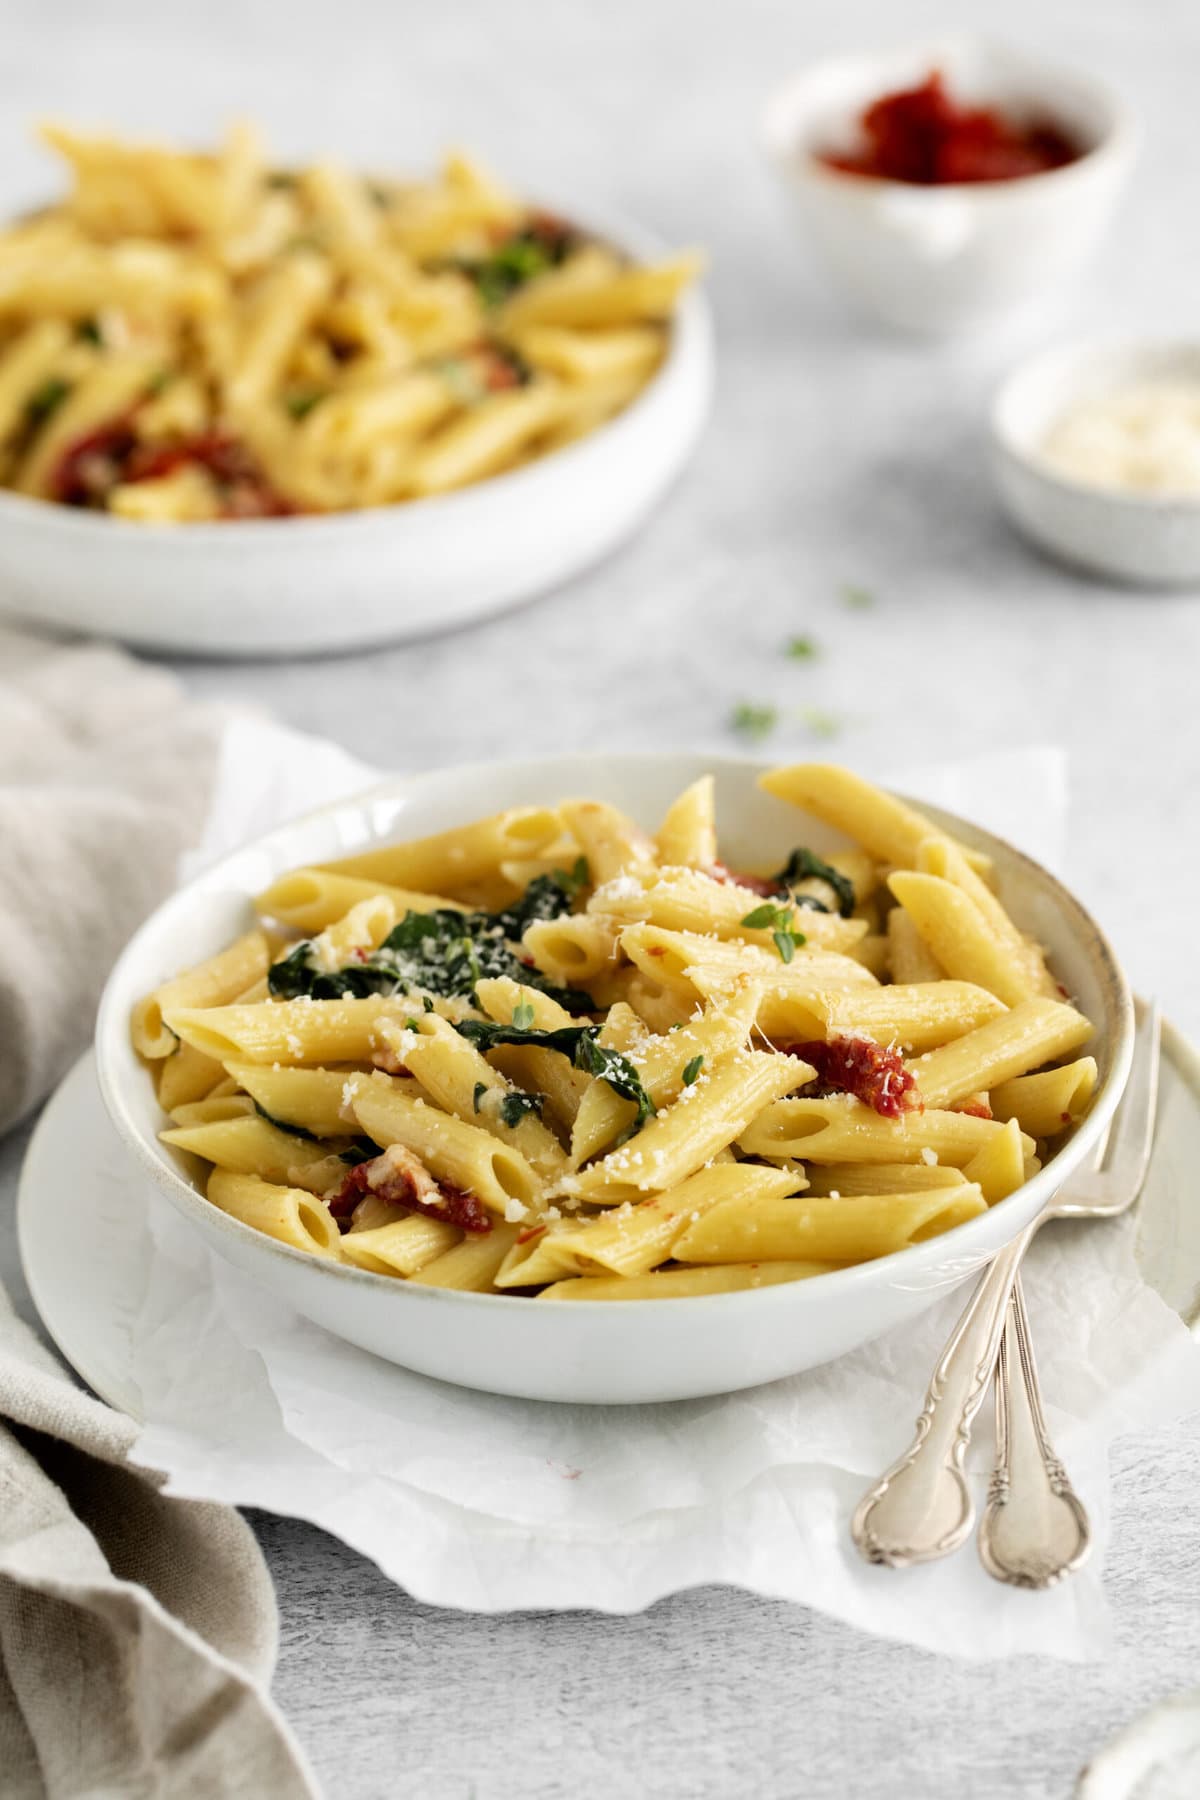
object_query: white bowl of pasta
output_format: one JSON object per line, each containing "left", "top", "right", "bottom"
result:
{"left": 95, "top": 754, "right": 1133, "bottom": 1404}
{"left": 0, "top": 126, "right": 711, "bottom": 654}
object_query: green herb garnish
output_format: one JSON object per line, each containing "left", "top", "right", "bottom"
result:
{"left": 551, "top": 855, "right": 590, "bottom": 898}
{"left": 338, "top": 1139, "right": 380, "bottom": 1166}
{"left": 784, "top": 635, "right": 819, "bottom": 660}
{"left": 456, "top": 223, "right": 574, "bottom": 309}
{"left": 146, "top": 369, "right": 174, "bottom": 397}
{"left": 681, "top": 1054, "right": 704, "bottom": 1087}
{"left": 840, "top": 584, "right": 874, "bottom": 610}
{"left": 76, "top": 317, "right": 103, "bottom": 346}
{"left": 739, "top": 899, "right": 807, "bottom": 961}
{"left": 284, "top": 387, "right": 326, "bottom": 420}
{"left": 26, "top": 377, "right": 70, "bottom": 424}
{"left": 511, "top": 999, "right": 537, "bottom": 1030}
{"left": 773, "top": 847, "right": 856, "bottom": 918}
{"left": 456, "top": 1019, "right": 656, "bottom": 1138}
{"left": 730, "top": 701, "right": 778, "bottom": 742}
{"left": 251, "top": 1099, "right": 319, "bottom": 1141}
{"left": 473, "top": 1080, "right": 488, "bottom": 1114}
{"left": 267, "top": 872, "right": 593, "bottom": 1013}
{"left": 498, "top": 1089, "right": 544, "bottom": 1128}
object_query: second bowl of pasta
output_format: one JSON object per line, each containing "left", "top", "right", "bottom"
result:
{"left": 95, "top": 754, "right": 1132, "bottom": 1403}
{"left": 0, "top": 125, "right": 711, "bottom": 653}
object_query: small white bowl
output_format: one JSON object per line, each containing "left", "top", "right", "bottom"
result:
{"left": 993, "top": 338, "right": 1200, "bottom": 586}
{"left": 761, "top": 36, "right": 1136, "bottom": 335}
{"left": 94, "top": 753, "right": 1133, "bottom": 1406}
{"left": 0, "top": 207, "right": 712, "bottom": 658}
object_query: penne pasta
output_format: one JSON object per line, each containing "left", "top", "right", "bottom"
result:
{"left": 134, "top": 763, "right": 1098, "bottom": 1299}
{"left": 672, "top": 1183, "right": 986, "bottom": 1265}
{"left": 739, "top": 1094, "right": 1034, "bottom": 1167}
{"left": 990, "top": 1058, "right": 1100, "bottom": 1139}
{"left": 206, "top": 1170, "right": 340, "bottom": 1257}
{"left": 906, "top": 998, "right": 1093, "bottom": 1109}
{"left": 539, "top": 1262, "right": 832, "bottom": 1301}
{"left": 132, "top": 930, "right": 271, "bottom": 1059}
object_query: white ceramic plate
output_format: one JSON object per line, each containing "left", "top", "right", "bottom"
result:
{"left": 0, "top": 210, "right": 713, "bottom": 657}
{"left": 19, "top": 1021, "right": 1200, "bottom": 1425}
{"left": 91, "top": 753, "right": 1133, "bottom": 1404}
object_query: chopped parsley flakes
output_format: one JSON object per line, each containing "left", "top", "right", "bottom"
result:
{"left": 730, "top": 701, "right": 778, "bottom": 742}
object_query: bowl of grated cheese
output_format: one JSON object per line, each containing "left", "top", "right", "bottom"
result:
{"left": 992, "top": 337, "right": 1200, "bottom": 586}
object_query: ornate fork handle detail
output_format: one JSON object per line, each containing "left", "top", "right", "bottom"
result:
{"left": 851, "top": 1230, "right": 1033, "bottom": 1566}
{"left": 977, "top": 1277, "right": 1091, "bottom": 1588}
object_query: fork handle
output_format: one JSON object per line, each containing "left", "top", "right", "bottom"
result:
{"left": 977, "top": 1277, "right": 1091, "bottom": 1587}
{"left": 851, "top": 1226, "right": 1035, "bottom": 1567}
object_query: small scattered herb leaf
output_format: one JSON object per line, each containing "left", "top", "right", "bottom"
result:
{"left": 730, "top": 701, "right": 778, "bottom": 742}
{"left": 511, "top": 999, "right": 536, "bottom": 1030}
{"left": 472, "top": 1081, "right": 488, "bottom": 1114}
{"left": 681, "top": 1054, "right": 704, "bottom": 1086}
{"left": 773, "top": 928, "right": 797, "bottom": 964}
{"left": 840, "top": 584, "right": 874, "bottom": 610}
{"left": 785, "top": 634, "right": 819, "bottom": 660}
{"left": 740, "top": 902, "right": 781, "bottom": 930}
{"left": 798, "top": 705, "right": 841, "bottom": 739}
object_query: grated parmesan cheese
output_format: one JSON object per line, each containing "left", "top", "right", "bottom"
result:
{"left": 1040, "top": 378, "right": 1200, "bottom": 497}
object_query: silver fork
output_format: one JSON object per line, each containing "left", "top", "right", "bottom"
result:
{"left": 851, "top": 997, "right": 1161, "bottom": 1572}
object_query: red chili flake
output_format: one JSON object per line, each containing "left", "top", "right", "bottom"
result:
{"left": 952, "top": 1097, "right": 993, "bottom": 1121}
{"left": 515, "top": 1224, "right": 546, "bottom": 1246}
{"left": 1061, "top": 1110, "right": 1072, "bottom": 1124}
{"left": 816, "top": 70, "right": 1080, "bottom": 186}
{"left": 646, "top": 946, "right": 666, "bottom": 958}
{"left": 329, "top": 1154, "right": 492, "bottom": 1235}
{"left": 1057, "top": 983, "right": 1070, "bottom": 999}
{"left": 778, "top": 1035, "right": 920, "bottom": 1119}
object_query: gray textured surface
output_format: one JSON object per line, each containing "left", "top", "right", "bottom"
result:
{"left": 2, "top": 0, "right": 1200, "bottom": 1794}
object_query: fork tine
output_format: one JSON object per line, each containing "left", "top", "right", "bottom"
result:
{"left": 1100, "top": 996, "right": 1161, "bottom": 1200}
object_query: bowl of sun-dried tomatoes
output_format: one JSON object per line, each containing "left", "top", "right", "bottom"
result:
{"left": 762, "top": 37, "right": 1136, "bottom": 334}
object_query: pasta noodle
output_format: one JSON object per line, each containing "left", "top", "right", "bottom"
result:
{"left": 132, "top": 771, "right": 1098, "bottom": 1299}
{"left": 1, "top": 125, "right": 700, "bottom": 519}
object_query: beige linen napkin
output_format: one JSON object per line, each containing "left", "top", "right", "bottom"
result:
{"left": 0, "top": 629, "right": 318, "bottom": 1798}
{"left": 0, "top": 628, "right": 222, "bottom": 1134}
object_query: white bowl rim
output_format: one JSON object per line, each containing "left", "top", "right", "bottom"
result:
{"left": 992, "top": 333, "right": 1200, "bottom": 513}
{"left": 95, "top": 750, "right": 1135, "bottom": 1316}
{"left": 0, "top": 196, "right": 708, "bottom": 545}
{"left": 761, "top": 32, "right": 1138, "bottom": 199}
